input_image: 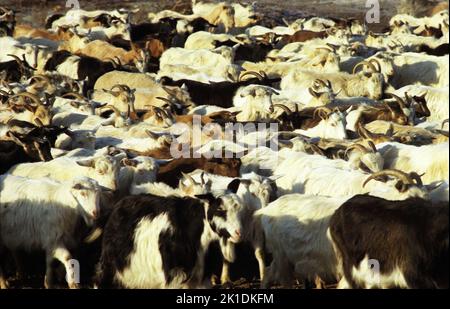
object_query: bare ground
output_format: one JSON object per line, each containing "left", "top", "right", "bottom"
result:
{"left": 2, "top": 0, "right": 407, "bottom": 31}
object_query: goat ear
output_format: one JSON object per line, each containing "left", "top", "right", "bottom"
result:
{"left": 424, "top": 181, "right": 444, "bottom": 193}
{"left": 227, "top": 178, "right": 241, "bottom": 193}
{"left": 386, "top": 123, "right": 394, "bottom": 136}
{"left": 76, "top": 158, "right": 95, "bottom": 168}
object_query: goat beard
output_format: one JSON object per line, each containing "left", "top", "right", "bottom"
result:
{"left": 220, "top": 238, "right": 237, "bottom": 263}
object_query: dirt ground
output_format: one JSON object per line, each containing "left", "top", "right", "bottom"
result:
{"left": 2, "top": 0, "right": 406, "bottom": 31}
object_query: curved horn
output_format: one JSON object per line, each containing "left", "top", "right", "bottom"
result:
{"left": 6, "top": 54, "right": 23, "bottom": 64}
{"left": 383, "top": 101, "right": 396, "bottom": 115}
{"left": 356, "top": 121, "right": 374, "bottom": 139}
{"left": 309, "top": 144, "right": 325, "bottom": 156}
{"left": 111, "top": 84, "right": 132, "bottom": 94}
{"left": 386, "top": 92, "right": 407, "bottom": 110}
{"left": 273, "top": 104, "right": 292, "bottom": 115}
{"left": 316, "top": 47, "right": 334, "bottom": 53}
{"left": 146, "top": 130, "right": 159, "bottom": 139}
{"left": 308, "top": 87, "right": 321, "bottom": 98}
{"left": 155, "top": 96, "right": 173, "bottom": 104}
{"left": 441, "top": 119, "right": 449, "bottom": 129}
{"left": 29, "top": 74, "right": 51, "bottom": 85}
{"left": 314, "top": 79, "right": 329, "bottom": 88}
{"left": 0, "top": 89, "right": 11, "bottom": 97}
{"left": 62, "top": 92, "right": 85, "bottom": 101}
{"left": 367, "top": 140, "right": 377, "bottom": 153}
{"left": 99, "top": 105, "right": 121, "bottom": 116}
{"left": 34, "top": 118, "right": 44, "bottom": 127}
{"left": 345, "top": 143, "right": 369, "bottom": 158}
{"left": 239, "top": 71, "right": 263, "bottom": 81}
{"left": 8, "top": 92, "right": 41, "bottom": 105}
{"left": 259, "top": 70, "right": 268, "bottom": 79}
{"left": 313, "top": 106, "right": 332, "bottom": 120}
{"left": 409, "top": 172, "right": 424, "bottom": 187}
{"left": 363, "top": 169, "right": 414, "bottom": 188}
{"left": 368, "top": 58, "right": 381, "bottom": 73}
{"left": 353, "top": 61, "right": 367, "bottom": 74}
{"left": 326, "top": 43, "right": 337, "bottom": 51}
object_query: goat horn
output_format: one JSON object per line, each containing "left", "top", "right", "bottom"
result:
{"left": 404, "top": 91, "right": 412, "bottom": 103}
{"left": 367, "top": 140, "right": 377, "bottom": 153}
{"left": 314, "top": 79, "right": 329, "bottom": 88}
{"left": 363, "top": 169, "right": 414, "bottom": 188}
{"left": 29, "top": 74, "right": 51, "bottom": 85}
{"left": 409, "top": 172, "right": 424, "bottom": 187}
{"left": 316, "top": 47, "right": 334, "bottom": 53}
{"left": 156, "top": 96, "right": 173, "bottom": 104}
{"left": 313, "top": 106, "right": 332, "bottom": 116}
{"left": 352, "top": 61, "right": 367, "bottom": 74}
{"left": 386, "top": 93, "right": 406, "bottom": 110}
{"left": 0, "top": 89, "right": 11, "bottom": 97}
{"left": 345, "top": 144, "right": 369, "bottom": 158}
{"left": 99, "top": 105, "right": 121, "bottom": 116}
{"left": 34, "top": 118, "right": 44, "bottom": 127}
{"left": 273, "top": 104, "right": 292, "bottom": 115}
{"left": 111, "top": 84, "right": 131, "bottom": 93}
{"left": 441, "top": 119, "right": 449, "bottom": 129}
{"left": 383, "top": 101, "right": 396, "bottom": 115}
{"left": 308, "top": 87, "right": 322, "bottom": 98}
{"left": 200, "top": 172, "right": 206, "bottom": 186}
{"left": 356, "top": 121, "right": 373, "bottom": 139}
{"left": 239, "top": 71, "right": 263, "bottom": 81}
{"left": 8, "top": 92, "right": 41, "bottom": 105}
{"left": 368, "top": 59, "right": 381, "bottom": 73}
{"left": 6, "top": 54, "right": 23, "bottom": 64}
{"left": 146, "top": 130, "right": 159, "bottom": 139}
{"left": 62, "top": 92, "right": 85, "bottom": 101}
{"left": 309, "top": 144, "right": 325, "bottom": 156}
{"left": 259, "top": 70, "right": 268, "bottom": 79}
{"left": 326, "top": 43, "right": 337, "bottom": 51}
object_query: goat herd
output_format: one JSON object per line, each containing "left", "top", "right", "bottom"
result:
{"left": 0, "top": 1, "right": 449, "bottom": 289}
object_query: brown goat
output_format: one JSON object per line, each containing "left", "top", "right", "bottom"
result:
{"left": 157, "top": 157, "right": 241, "bottom": 187}
{"left": 13, "top": 24, "right": 76, "bottom": 41}
{"left": 279, "top": 29, "right": 329, "bottom": 45}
